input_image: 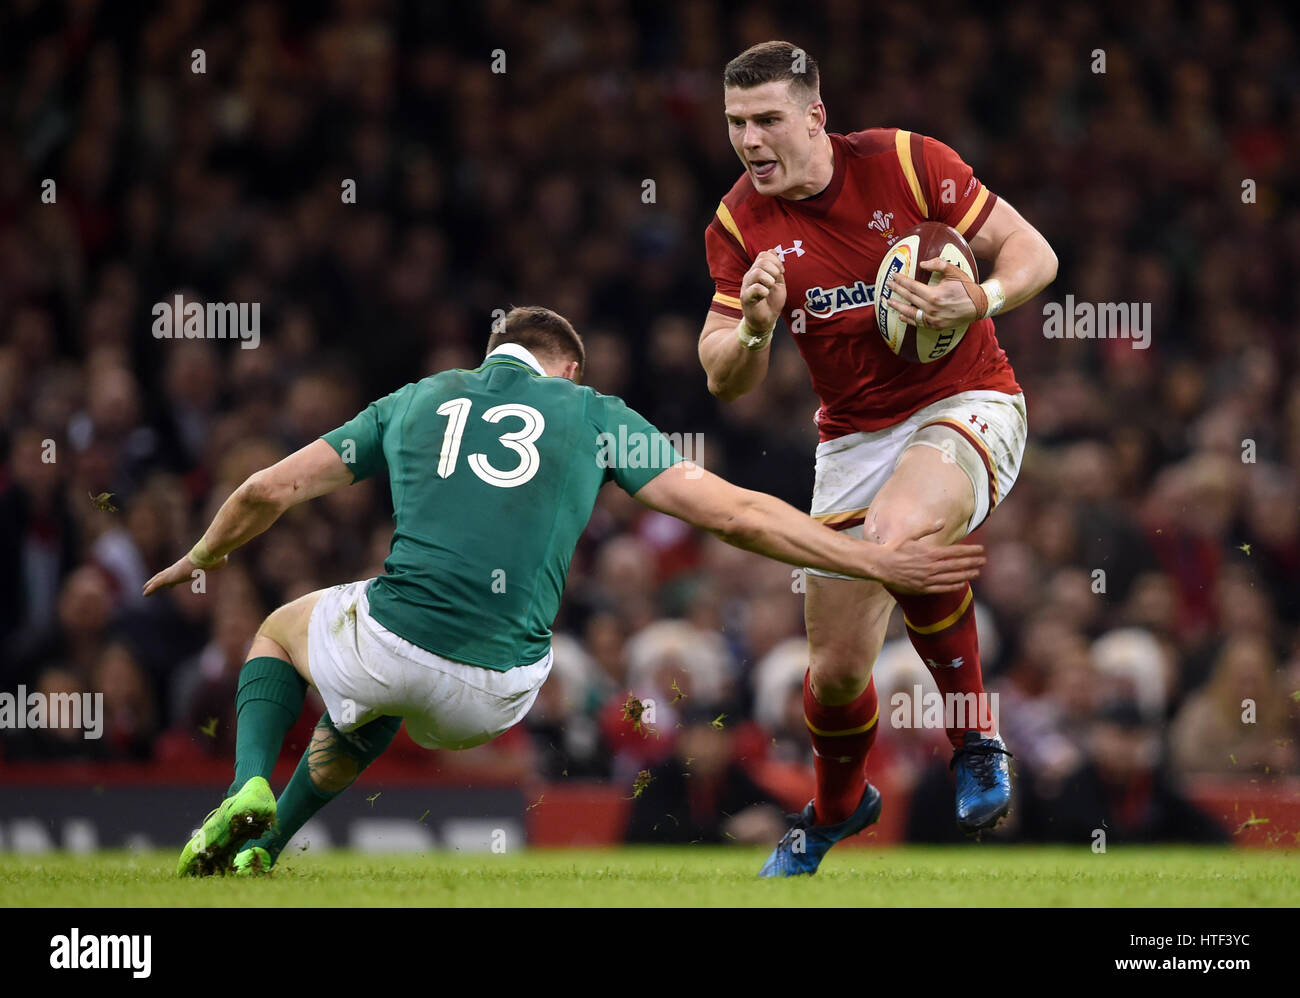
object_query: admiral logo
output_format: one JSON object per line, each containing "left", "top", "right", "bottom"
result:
{"left": 805, "top": 280, "right": 877, "bottom": 319}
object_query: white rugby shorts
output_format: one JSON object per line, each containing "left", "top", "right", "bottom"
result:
{"left": 806, "top": 390, "right": 1027, "bottom": 580}
{"left": 306, "top": 580, "right": 552, "bottom": 749}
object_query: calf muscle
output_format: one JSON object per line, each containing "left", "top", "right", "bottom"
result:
{"left": 806, "top": 575, "right": 895, "bottom": 704}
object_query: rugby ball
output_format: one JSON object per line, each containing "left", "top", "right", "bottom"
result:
{"left": 874, "top": 222, "right": 979, "bottom": 363}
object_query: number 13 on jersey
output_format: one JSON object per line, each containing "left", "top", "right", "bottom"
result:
{"left": 435, "top": 398, "right": 546, "bottom": 488}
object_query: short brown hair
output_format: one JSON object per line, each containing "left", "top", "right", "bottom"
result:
{"left": 723, "top": 41, "right": 819, "bottom": 104}
{"left": 486, "top": 306, "right": 585, "bottom": 378}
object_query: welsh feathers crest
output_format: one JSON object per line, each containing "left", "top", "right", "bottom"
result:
{"left": 868, "top": 209, "right": 896, "bottom": 242}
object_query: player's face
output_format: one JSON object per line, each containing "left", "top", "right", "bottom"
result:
{"left": 724, "top": 81, "right": 825, "bottom": 198}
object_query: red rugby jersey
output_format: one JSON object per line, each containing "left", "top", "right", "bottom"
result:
{"left": 705, "top": 129, "right": 1021, "bottom": 441}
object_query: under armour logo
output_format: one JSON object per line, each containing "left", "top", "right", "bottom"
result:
{"left": 773, "top": 241, "right": 805, "bottom": 260}
{"left": 926, "top": 657, "right": 964, "bottom": 670}
{"left": 968, "top": 414, "right": 988, "bottom": 434}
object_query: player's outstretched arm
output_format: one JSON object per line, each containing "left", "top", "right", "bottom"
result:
{"left": 632, "top": 464, "right": 984, "bottom": 594}
{"left": 143, "top": 439, "right": 355, "bottom": 595}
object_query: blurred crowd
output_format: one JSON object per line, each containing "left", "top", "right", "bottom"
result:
{"left": 2, "top": 0, "right": 1298, "bottom": 844}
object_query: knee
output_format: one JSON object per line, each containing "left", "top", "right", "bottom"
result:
{"left": 809, "top": 640, "right": 881, "bottom": 703}
{"left": 246, "top": 632, "right": 291, "bottom": 666}
{"left": 256, "top": 602, "right": 290, "bottom": 640}
{"left": 863, "top": 508, "right": 923, "bottom": 547}
{"left": 864, "top": 505, "right": 967, "bottom": 550}
{"left": 807, "top": 605, "right": 894, "bottom": 704}
{"left": 809, "top": 668, "right": 870, "bottom": 704}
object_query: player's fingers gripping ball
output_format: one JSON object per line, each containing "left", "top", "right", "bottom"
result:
{"left": 875, "top": 222, "right": 982, "bottom": 363}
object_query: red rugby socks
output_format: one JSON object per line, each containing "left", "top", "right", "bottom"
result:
{"left": 804, "top": 670, "right": 879, "bottom": 825}
{"left": 888, "top": 583, "right": 995, "bottom": 748}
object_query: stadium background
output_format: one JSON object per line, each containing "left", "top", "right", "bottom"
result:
{"left": 1, "top": 0, "right": 1298, "bottom": 855}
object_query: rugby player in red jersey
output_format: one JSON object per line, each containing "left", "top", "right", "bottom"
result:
{"left": 698, "top": 41, "right": 1058, "bottom": 876}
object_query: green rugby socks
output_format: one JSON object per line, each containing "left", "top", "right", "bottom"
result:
{"left": 228, "top": 656, "right": 308, "bottom": 796}
{"left": 251, "top": 712, "right": 402, "bottom": 862}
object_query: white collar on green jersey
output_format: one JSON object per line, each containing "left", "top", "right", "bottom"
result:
{"left": 483, "top": 343, "right": 546, "bottom": 375}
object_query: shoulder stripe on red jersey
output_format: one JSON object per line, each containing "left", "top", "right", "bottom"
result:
{"left": 842, "top": 129, "right": 896, "bottom": 157}
{"left": 895, "top": 130, "right": 928, "bottom": 217}
{"left": 909, "top": 131, "right": 929, "bottom": 208}
{"left": 714, "top": 201, "right": 746, "bottom": 253}
{"left": 955, "top": 187, "right": 995, "bottom": 238}
{"left": 706, "top": 215, "right": 750, "bottom": 274}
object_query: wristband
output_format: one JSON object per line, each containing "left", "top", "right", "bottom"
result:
{"left": 979, "top": 278, "right": 1006, "bottom": 318}
{"left": 736, "top": 317, "right": 773, "bottom": 351}
{"left": 189, "top": 538, "right": 221, "bottom": 569}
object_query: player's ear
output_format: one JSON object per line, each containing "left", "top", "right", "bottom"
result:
{"left": 807, "top": 99, "right": 826, "bottom": 136}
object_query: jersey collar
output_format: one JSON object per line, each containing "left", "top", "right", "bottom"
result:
{"left": 782, "top": 133, "right": 847, "bottom": 217}
{"left": 482, "top": 343, "right": 546, "bottom": 375}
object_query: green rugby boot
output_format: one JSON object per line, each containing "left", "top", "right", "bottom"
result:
{"left": 232, "top": 846, "right": 273, "bottom": 876}
{"left": 176, "top": 776, "right": 277, "bottom": 877}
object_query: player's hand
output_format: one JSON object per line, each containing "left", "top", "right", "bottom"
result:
{"left": 868, "top": 519, "right": 985, "bottom": 593}
{"left": 740, "top": 249, "right": 786, "bottom": 333}
{"left": 885, "top": 257, "right": 980, "bottom": 329}
{"left": 142, "top": 553, "right": 227, "bottom": 596}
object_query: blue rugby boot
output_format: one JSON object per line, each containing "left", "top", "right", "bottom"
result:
{"left": 951, "top": 731, "right": 1013, "bottom": 833}
{"left": 758, "top": 781, "right": 882, "bottom": 878}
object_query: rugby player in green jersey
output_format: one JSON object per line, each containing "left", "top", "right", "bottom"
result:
{"left": 144, "top": 306, "right": 985, "bottom": 876}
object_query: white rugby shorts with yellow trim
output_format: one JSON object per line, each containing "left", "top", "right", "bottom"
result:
{"left": 806, "top": 390, "right": 1027, "bottom": 580}
{"left": 307, "top": 580, "right": 552, "bottom": 749}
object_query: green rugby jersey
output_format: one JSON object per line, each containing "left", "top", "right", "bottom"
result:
{"left": 321, "top": 349, "right": 686, "bottom": 671}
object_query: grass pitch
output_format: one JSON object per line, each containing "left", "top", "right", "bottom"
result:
{"left": 1, "top": 846, "right": 1296, "bottom": 907}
